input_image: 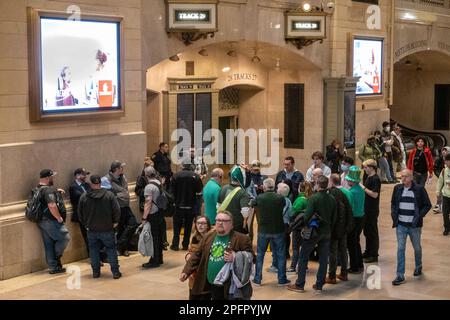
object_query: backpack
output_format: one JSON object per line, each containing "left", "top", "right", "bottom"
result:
{"left": 149, "top": 181, "right": 175, "bottom": 217}
{"left": 134, "top": 174, "right": 147, "bottom": 212}
{"left": 288, "top": 212, "right": 305, "bottom": 233}
{"left": 55, "top": 191, "right": 67, "bottom": 221}
{"left": 25, "top": 186, "right": 47, "bottom": 222}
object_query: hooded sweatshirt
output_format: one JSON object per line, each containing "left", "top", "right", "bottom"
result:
{"left": 102, "top": 172, "right": 130, "bottom": 207}
{"left": 78, "top": 188, "right": 121, "bottom": 232}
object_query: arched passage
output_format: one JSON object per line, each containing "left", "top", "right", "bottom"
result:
{"left": 393, "top": 50, "right": 450, "bottom": 144}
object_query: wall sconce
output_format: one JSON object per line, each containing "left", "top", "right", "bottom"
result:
{"left": 227, "top": 49, "right": 237, "bottom": 57}
{"left": 198, "top": 48, "right": 208, "bottom": 56}
{"left": 274, "top": 58, "right": 281, "bottom": 71}
{"left": 227, "top": 42, "right": 237, "bottom": 57}
{"left": 251, "top": 48, "right": 261, "bottom": 63}
{"left": 169, "top": 54, "right": 180, "bottom": 62}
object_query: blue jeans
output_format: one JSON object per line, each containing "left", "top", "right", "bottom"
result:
{"left": 396, "top": 225, "right": 422, "bottom": 278}
{"left": 87, "top": 231, "right": 120, "bottom": 274}
{"left": 37, "top": 218, "right": 70, "bottom": 270}
{"left": 254, "top": 233, "right": 287, "bottom": 283}
{"left": 413, "top": 172, "right": 427, "bottom": 188}
{"left": 295, "top": 235, "right": 330, "bottom": 289}
{"left": 290, "top": 230, "right": 302, "bottom": 269}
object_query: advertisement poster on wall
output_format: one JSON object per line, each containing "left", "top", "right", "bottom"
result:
{"left": 40, "top": 17, "right": 121, "bottom": 113}
{"left": 344, "top": 91, "right": 356, "bottom": 149}
{"left": 353, "top": 37, "right": 383, "bottom": 96}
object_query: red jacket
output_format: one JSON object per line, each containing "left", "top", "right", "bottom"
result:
{"left": 407, "top": 148, "right": 434, "bottom": 174}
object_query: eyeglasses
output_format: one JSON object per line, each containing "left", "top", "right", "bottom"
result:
{"left": 215, "top": 219, "right": 232, "bottom": 224}
{"left": 196, "top": 222, "right": 208, "bottom": 225}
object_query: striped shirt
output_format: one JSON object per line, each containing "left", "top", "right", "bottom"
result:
{"left": 398, "top": 187, "right": 416, "bottom": 226}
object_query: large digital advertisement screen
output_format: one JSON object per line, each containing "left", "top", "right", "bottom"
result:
{"left": 353, "top": 37, "right": 383, "bottom": 96}
{"left": 40, "top": 17, "right": 121, "bottom": 113}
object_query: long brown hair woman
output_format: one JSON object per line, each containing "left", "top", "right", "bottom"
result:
{"left": 185, "top": 215, "right": 212, "bottom": 300}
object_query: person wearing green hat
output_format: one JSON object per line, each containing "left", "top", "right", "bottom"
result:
{"left": 217, "top": 166, "right": 252, "bottom": 234}
{"left": 345, "top": 165, "right": 366, "bottom": 274}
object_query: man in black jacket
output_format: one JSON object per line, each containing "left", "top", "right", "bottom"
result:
{"left": 79, "top": 175, "right": 122, "bottom": 279}
{"left": 152, "top": 142, "right": 173, "bottom": 190}
{"left": 171, "top": 160, "right": 203, "bottom": 251}
{"left": 391, "top": 169, "right": 431, "bottom": 286}
{"left": 326, "top": 174, "right": 353, "bottom": 284}
{"left": 69, "top": 168, "right": 91, "bottom": 254}
{"left": 275, "top": 156, "right": 304, "bottom": 202}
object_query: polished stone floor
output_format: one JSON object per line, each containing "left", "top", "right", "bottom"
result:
{"left": 1, "top": 180, "right": 449, "bottom": 300}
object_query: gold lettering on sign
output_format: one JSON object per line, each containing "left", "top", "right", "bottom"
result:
{"left": 227, "top": 73, "right": 257, "bottom": 82}
{"left": 395, "top": 40, "right": 428, "bottom": 58}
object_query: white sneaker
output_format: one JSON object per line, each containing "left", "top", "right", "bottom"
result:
{"left": 433, "top": 205, "right": 442, "bottom": 213}
{"left": 267, "top": 266, "right": 278, "bottom": 273}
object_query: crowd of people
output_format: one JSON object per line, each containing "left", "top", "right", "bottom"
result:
{"left": 27, "top": 123, "right": 450, "bottom": 299}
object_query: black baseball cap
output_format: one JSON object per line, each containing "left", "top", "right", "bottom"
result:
{"left": 40, "top": 169, "right": 57, "bottom": 179}
{"left": 74, "top": 168, "right": 90, "bottom": 176}
{"left": 110, "top": 161, "right": 126, "bottom": 172}
{"left": 90, "top": 175, "right": 102, "bottom": 184}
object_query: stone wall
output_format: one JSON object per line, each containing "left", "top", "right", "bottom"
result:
{"left": 0, "top": 0, "right": 146, "bottom": 280}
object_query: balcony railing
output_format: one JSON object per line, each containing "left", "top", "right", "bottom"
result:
{"left": 397, "top": 0, "right": 450, "bottom": 11}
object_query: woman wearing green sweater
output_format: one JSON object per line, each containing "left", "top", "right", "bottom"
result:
{"left": 288, "top": 181, "right": 313, "bottom": 272}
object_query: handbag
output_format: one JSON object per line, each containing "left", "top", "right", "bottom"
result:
{"left": 300, "top": 214, "right": 320, "bottom": 240}
{"left": 300, "top": 225, "right": 319, "bottom": 240}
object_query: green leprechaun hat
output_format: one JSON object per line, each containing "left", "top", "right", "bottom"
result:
{"left": 345, "top": 165, "right": 362, "bottom": 183}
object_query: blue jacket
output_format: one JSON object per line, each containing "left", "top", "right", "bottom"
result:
{"left": 391, "top": 182, "right": 431, "bottom": 228}
{"left": 275, "top": 170, "right": 304, "bottom": 201}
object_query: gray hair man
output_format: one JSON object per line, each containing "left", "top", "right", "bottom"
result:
{"left": 252, "top": 177, "right": 291, "bottom": 286}
{"left": 391, "top": 169, "right": 431, "bottom": 286}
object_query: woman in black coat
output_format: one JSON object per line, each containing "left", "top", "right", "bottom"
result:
{"left": 326, "top": 140, "right": 345, "bottom": 174}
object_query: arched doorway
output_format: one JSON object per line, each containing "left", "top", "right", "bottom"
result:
{"left": 393, "top": 50, "right": 450, "bottom": 147}
{"left": 145, "top": 40, "right": 323, "bottom": 174}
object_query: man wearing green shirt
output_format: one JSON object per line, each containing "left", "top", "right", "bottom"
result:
{"left": 203, "top": 168, "right": 224, "bottom": 225}
{"left": 180, "top": 211, "right": 254, "bottom": 300}
{"left": 346, "top": 165, "right": 366, "bottom": 274}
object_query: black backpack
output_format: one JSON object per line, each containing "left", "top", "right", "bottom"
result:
{"left": 149, "top": 182, "right": 175, "bottom": 217}
{"left": 25, "top": 186, "right": 67, "bottom": 223}
{"left": 55, "top": 191, "right": 67, "bottom": 221}
{"left": 25, "top": 187, "right": 47, "bottom": 222}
